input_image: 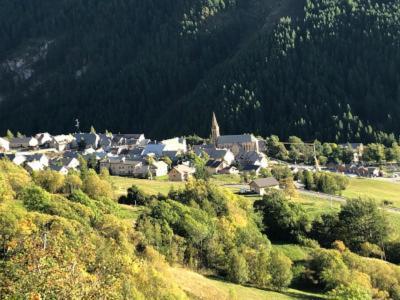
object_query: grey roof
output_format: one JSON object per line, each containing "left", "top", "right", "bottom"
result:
{"left": 10, "top": 137, "right": 32, "bottom": 144}
{"left": 26, "top": 154, "right": 47, "bottom": 162}
{"left": 113, "top": 134, "right": 144, "bottom": 139}
{"left": 49, "top": 165, "right": 66, "bottom": 172}
{"left": 205, "top": 159, "right": 224, "bottom": 168}
{"left": 217, "top": 134, "right": 258, "bottom": 145}
{"left": 251, "top": 177, "right": 279, "bottom": 188}
{"left": 242, "top": 165, "right": 262, "bottom": 172}
{"left": 238, "top": 151, "right": 264, "bottom": 163}
{"left": 73, "top": 133, "right": 99, "bottom": 147}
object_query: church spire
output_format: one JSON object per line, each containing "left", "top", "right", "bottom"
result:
{"left": 211, "top": 112, "right": 220, "bottom": 146}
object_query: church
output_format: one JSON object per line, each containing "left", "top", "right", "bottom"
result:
{"left": 211, "top": 113, "right": 260, "bottom": 156}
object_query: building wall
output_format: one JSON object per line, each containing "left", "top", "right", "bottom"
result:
{"left": 169, "top": 169, "right": 184, "bottom": 181}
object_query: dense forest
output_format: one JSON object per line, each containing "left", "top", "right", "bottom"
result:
{"left": 1, "top": 0, "right": 400, "bottom": 142}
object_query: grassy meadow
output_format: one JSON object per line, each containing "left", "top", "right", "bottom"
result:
{"left": 170, "top": 267, "right": 326, "bottom": 300}
{"left": 111, "top": 176, "right": 184, "bottom": 196}
{"left": 343, "top": 177, "right": 400, "bottom": 207}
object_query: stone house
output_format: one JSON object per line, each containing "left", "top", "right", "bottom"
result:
{"left": 205, "top": 159, "right": 228, "bottom": 174}
{"left": 169, "top": 164, "right": 196, "bottom": 181}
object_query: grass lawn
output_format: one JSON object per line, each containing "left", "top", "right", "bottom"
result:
{"left": 170, "top": 267, "right": 326, "bottom": 300}
{"left": 291, "top": 194, "right": 341, "bottom": 219}
{"left": 273, "top": 244, "right": 313, "bottom": 262}
{"left": 111, "top": 176, "right": 184, "bottom": 196}
{"left": 210, "top": 174, "right": 242, "bottom": 185}
{"left": 116, "top": 204, "right": 144, "bottom": 223}
{"left": 343, "top": 178, "right": 400, "bottom": 208}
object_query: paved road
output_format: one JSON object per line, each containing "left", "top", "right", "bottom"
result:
{"left": 223, "top": 184, "right": 400, "bottom": 214}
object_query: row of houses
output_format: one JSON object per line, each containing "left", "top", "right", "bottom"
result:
{"left": 1, "top": 114, "right": 271, "bottom": 181}
{"left": 333, "top": 163, "right": 382, "bottom": 177}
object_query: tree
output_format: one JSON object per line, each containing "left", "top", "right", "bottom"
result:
{"left": 266, "top": 136, "right": 289, "bottom": 160}
{"left": 281, "top": 177, "right": 297, "bottom": 198}
{"left": 327, "top": 284, "right": 371, "bottom": 300}
{"left": 254, "top": 191, "right": 311, "bottom": 242}
{"left": 119, "top": 185, "right": 147, "bottom": 206}
{"left": 269, "top": 251, "right": 293, "bottom": 289}
{"left": 33, "top": 170, "right": 65, "bottom": 193}
{"left": 227, "top": 249, "right": 249, "bottom": 284}
{"left": 310, "top": 249, "right": 350, "bottom": 290}
{"left": 336, "top": 198, "right": 389, "bottom": 251}
{"left": 160, "top": 156, "right": 173, "bottom": 168}
{"left": 19, "top": 185, "right": 50, "bottom": 212}
{"left": 5, "top": 129, "right": 14, "bottom": 140}
{"left": 271, "top": 165, "right": 292, "bottom": 181}
{"left": 303, "top": 170, "right": 314, "bottom": 190}
{"left": 64, "top": 173, "right": 83, "bottom": 194}
{"left": 83, "top": 170, "right": 113, "bottom": 199}
{"left": 363, "top": 144, "right": 385, "bottom": 163}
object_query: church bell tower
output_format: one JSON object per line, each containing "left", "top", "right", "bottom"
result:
{"left": 211, "top": 112, "right": 220, "bottom": 146}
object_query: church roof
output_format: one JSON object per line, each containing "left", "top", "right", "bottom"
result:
{"left": 212, "top": 112, "right": 219, "bottom": 128}
{"left": 217, "top": 134, "right": 258, "bottom": 145}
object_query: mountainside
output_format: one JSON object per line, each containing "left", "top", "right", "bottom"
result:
{"left": 1, "top": 0, "right": 400, "bottom": 142}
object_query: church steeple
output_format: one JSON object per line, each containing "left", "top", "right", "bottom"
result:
{"left": 211, "top": 112, "right": 220, "bottom": 146}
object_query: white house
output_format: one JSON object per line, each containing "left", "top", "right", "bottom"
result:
{"left": 249, "top": 177, "right": 280, "bottom": 195}
{"left": 35, "top": 133, "right": 53, "bottom": 147}
{"left": 26, "top": 154, "right": 49, "bottom": 167}
{"left": 50, "top": 135, "right": 74, "bottom": 151}
{"left": 0, "top": 138, "right": 10, "bottom": 152}
{"left": 194, "top": 146, "right": 235, "bottom": 165}
{"left": 237, "top": 151, "right": 268, "bottom": 169}
{"left": 49, "top": 165, "right": 69, "bottom": 175}
{"left": 162, "top": 137, "right": 187, "bottom": 153}
{"left": 10, "top": 154, "right": 27, "bottom": 166}
{"left": 25, "top": 160, "right": 45, "bottom": 172}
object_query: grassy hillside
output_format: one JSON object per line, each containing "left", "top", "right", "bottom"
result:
{"left": 170, "top": 267, "right": 326, "bottom": 300}
{"left": 111, "top": 176, "right": 184, "bottom": 196}
{"left": 343, "top": 178, "right": 400, "bottom": 208}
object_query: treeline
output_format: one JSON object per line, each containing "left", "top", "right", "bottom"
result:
{"left": 266, "top": 135, "right": 400, "bottom": 164}
{"left": 2, "top": 0, "right": 400, "bottom": 142}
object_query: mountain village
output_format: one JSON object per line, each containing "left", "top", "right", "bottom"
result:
{"left": 0, "top": 114, "right": 383, "bottom": 196}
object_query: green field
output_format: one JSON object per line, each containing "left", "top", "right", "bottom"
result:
{"left": 273, "top": 244, "right": 313, "bottom": 262}
{"left": 170, "top": 267, "right": 326, "bottom": 300}
{"left": 111, "top": 176, "right": 184, "bottom": 196}
{"left": 343, "top": 178, "right": 400, "bottom": 207}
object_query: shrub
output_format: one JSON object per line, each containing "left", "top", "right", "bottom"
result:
{"left": 269, "top": 250, "right": 293, "bottom": 289}
{"left": 33, "top": 170, "right": 65, "bottom": 193}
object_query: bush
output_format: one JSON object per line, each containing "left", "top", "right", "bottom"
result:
{"left": 327, "top": 284, "right": 372, "bottom": 300}
{"left": 269, "top": 250, "right": 293, "bottom": 289}
{"left": 33, "top": 170, "right": 65, "bottom": 193}
{"left": 119, "top": 185, "right": 148, "bottom": 206}
{"left": 227, "top": 249, "right": 249, "bottom": 284}
{"left": 20, "top": 185, "right": 51, "bottom": 212}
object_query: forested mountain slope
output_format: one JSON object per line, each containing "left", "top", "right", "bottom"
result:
{"left": 0, "top": 0, "right": 399, "bottom": 143}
